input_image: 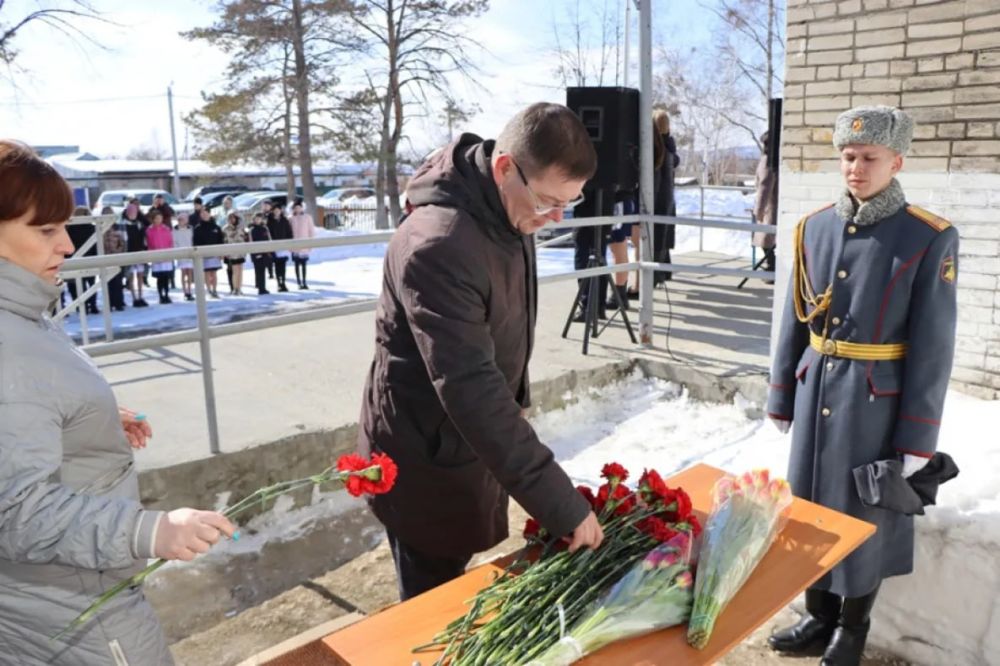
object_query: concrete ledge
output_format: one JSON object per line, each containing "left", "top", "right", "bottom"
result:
{"left": 236, "top": 613, "right": 364, "bottom": 666}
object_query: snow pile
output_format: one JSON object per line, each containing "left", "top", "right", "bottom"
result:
{"left": 674, "top": 186, "right": 759, "bottom": 259}
{"left": 532, "top": 372, "right": 1000, "bottom": 666}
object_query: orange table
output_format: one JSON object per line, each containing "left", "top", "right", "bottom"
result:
{"left": 322, "top": 463, "right": 875, "bottom": 665}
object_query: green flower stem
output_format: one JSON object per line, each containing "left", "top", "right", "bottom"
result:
{"left": 54, "top": 464, "right": 382, "bottom": 641}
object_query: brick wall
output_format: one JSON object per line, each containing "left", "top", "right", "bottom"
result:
{"left": 775, "top": 0, "right": 1000, "bottom": 399}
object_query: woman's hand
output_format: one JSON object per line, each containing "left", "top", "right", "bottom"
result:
{"left": 119, "top": 407, "right": 153, "bottom": 449}
{"left": 153, "top": 509, "right": 236, "bottom": 561}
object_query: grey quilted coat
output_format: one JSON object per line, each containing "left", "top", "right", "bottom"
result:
{"left": 0, "top": 260, "right": 172, "bottom": 665}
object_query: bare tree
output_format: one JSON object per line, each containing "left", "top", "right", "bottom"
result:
{"left": 185, "top": 0, "right": 355, "bottom": 213}
{"left": 549, "top": 0, "right": 623, "bottom": 88}
{"left": 346, "top": 0, "right": 488, "bottom": 228}
{"left": 702, "top": 0, "right": 784, "bottom": 148}
{"left": 655, "top": 47, "right": 749, "bottom": 185}
{"left": 0, "top": 0, "right": 109, "bottom": 80}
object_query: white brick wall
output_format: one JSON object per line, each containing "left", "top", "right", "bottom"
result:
{"left": 773, "top": 171, "right": 1000, "bottom": 400}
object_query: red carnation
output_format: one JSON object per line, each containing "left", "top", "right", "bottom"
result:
{"left": 336, "top": 453, "right": 369, "bottom": 473}
{"left": 523, "top": 518, "right": 542, "bottom": 539}
{"left": 368, "top": 452, "right": 398, "bottom": 495}
{"left": 601, "top": 462, "right": 629, "bottom": 484}
{"left": 596, "top": 483, "right": 633, "bottom": 515}
{"left": 674, "top": 487, "right": 693, "bottom": 520}
{"left": 335, "top": 452, "right": 398, "bottom": 497}
{"left": 577, "top": 485, "right": 597, "bottom": 508}
{"left": 682, "top": 514, "right": 703, "bottom": 538}
{"left": 638, "top": 469, "right": 670, "bottom": 505}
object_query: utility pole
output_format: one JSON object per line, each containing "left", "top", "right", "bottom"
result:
{"left": 623, "top": 0, "right": 631, "bottom": 87}
{"left": 167, "top": 84, "right": 181, "bottom": 198}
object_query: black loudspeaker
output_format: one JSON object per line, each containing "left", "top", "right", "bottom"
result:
{"left": 566, "top": 87, "right": 640, "bottom": 191}
{"left": 767, "top": 97, "right": 783, "bottom": 170}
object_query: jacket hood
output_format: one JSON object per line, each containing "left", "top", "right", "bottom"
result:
{"left": 405, "top": 133, "right": 516, "bottom": 239}
{"left": 0, "top": 260, "right": 62, "bottom": 321}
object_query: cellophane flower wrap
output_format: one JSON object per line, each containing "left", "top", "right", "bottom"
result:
{"left": 524, "top": 532, "right": 695, "bottom": 666}
{"left": 686, "top": 469, "right": 793, "bottom": 649}
{"left": 417, "top": 463, "right": 701, "bottom": 665}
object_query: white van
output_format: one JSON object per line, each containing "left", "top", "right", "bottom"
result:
{"left": 92, "top": 189, "right": 179, "bottom": 215}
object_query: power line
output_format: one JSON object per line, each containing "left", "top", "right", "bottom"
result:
{"left": 0, "top": 92, "right": 201, "bottom": 107}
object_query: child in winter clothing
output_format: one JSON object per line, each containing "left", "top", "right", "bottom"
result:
{"left": 145, "top": 211, "right": 174, "bottom": 304}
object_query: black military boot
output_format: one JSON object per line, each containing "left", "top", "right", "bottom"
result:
{"left": 820, "top": 585, "right": 879, "bottom": 666}
{"left": 768, "top": 588, "right": 841, "bottom": 653}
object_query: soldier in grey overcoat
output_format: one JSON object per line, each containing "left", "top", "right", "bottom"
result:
{"left": 765, "top": 107, "right": 959, "bottom": 666}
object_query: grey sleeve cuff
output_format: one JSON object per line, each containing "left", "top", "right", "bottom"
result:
{"left": 132, "top": 510, "right": 164, "bottom": 560}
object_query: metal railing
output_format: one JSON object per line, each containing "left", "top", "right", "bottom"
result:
{"left": 59, "top": 213, "right": 776, "bottom": 455}
{"left": 675, "top": 184, "right": 758, "bottom": 253}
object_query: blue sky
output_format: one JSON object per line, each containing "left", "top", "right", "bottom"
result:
{"left": 0, "top": 0, "right": 719, "bottom": 158}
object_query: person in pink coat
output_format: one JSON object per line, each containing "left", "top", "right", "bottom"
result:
{"left": 289, "top": 200, "right": 316, "bottom": 289}
{"left": 145, "top": 210, "right": 174, "bottom": 304}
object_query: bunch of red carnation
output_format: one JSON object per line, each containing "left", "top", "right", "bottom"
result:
{"left": 523, "top": 462, "right": 701, "bottom": 543}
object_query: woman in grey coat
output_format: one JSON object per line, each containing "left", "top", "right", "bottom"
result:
{"left": 766, "top": 108, "right": 958, "bottom": 666}
{"left": 0, "top": 141, "right": 235, "bottom": 666}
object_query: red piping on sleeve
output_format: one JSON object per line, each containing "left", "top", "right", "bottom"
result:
{"left": 900, "top": 414, "right": 941, "bottom": 426}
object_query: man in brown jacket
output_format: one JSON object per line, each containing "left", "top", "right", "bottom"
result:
{"left": 358, "top": 103, "right": 604, "bottom": 599}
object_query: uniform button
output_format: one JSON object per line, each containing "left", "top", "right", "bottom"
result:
{"left": 822, "top": 407, "right": 832, "bottom": 417}
{"left": 823, "top": 339, "right": 836, "bottom": 354}
{"left": 826, "top": 361, "right": 834, "bottom": 371}
{"left": 847, "top": 225, "right": 857, "bottom": 234}
{"left": 831, "top": 316, "right": 842, "bottom": 325}
{"left": 837, "top": 269, "right": 848, "bottom": 279}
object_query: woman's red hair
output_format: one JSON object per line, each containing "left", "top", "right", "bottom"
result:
{"left": 0, "top": 140, "right": 75, "bottom": 226}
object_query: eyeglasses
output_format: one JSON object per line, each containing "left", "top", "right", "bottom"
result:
{"left": 512, "top": 160, "right": 585, "bottom": 215}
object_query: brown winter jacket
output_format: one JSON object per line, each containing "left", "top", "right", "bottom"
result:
{"left": 357, "top": 134, "right": 590, "bottom": 557}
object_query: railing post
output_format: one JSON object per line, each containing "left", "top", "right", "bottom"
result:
{"left": 638, "top": 0, "right": 654, "bottom": 346}
{"left": 699, "top": 186, "right": 705, "bottom": 252}
{"left": 193, "top": 255, "right": 222, "bottom": 454}
{"left": 93, "top": 220, "right": 114, "bottom": 342}
{"left": 76, "top": 276, "right": 90, "bottom": 346}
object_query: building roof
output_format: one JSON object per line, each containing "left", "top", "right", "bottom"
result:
{"left": 47, "top": 154, "right": 412, "bottom": 178}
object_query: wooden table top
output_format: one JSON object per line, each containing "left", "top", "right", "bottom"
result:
{"left": 322, "top": 463, "right": 876, "bottom": 665}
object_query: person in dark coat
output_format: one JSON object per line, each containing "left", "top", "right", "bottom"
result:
{"left": 629, "top": 109, "right": 680, "bottom": 292}
{"left": 248, "top": 213, "right": 273, "bottom": 295}
{"left": 148, "top": 193, "right": 175, "bottom": 227}
{"left": 264, "top": 201, "right": 293, "bottom": 292}
{"left": 192, "top": 208, "right": 225, "bottom": 298}
{"left": 753, "top": 131, "right": 778, "bottom": 275}
{"left": 65, "top": 212, "right": 100, "bottom": 314}
{"left": 358, "top": 103, "right": 602, "bottom": 600}
{"left": 123, "top": 203, "right": 149, "bottom": 307}
{"left": 766, "top": 106, "right": 958, "bottom": 666}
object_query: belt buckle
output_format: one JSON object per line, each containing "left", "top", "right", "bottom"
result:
{"left": 822, "top": 339, "right": 837, "bottom": 355}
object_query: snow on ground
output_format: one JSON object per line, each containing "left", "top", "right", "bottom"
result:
{"left": 674, "top": 186, "right": 759, "bottom": 259}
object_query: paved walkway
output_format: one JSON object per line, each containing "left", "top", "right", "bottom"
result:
{"left": 95, "top": 252, "right": 774, "bottom": 471}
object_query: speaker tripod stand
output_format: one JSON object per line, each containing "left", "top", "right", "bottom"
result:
{"left": 561, "top": 223, "right": 637, "bottom": 355}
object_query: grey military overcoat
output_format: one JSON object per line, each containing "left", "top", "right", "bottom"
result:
{"left": 767, "top": 179, "right": 958, "bottom": 598}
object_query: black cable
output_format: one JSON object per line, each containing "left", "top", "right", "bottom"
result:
{"left": 661, "top": 280, "right": 682, "bottom": 363}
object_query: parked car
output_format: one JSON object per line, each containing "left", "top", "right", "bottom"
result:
{"left": 215, "top": 191, "right": 289, "bottom": 219}
{"left": 92, "top": 189, "right": 179, "bottom": 216}
{"left": 182, "top": 184, "right": 253, "bottom": 202}
{"left": 317, "top": 187, "right": 376, "bottom": 208}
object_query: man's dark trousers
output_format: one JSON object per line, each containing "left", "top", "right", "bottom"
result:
{"left": 386, "top": 531, "right": 471, "bottom": 601}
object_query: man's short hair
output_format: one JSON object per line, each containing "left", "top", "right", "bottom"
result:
{"left": 496, "top": 103, "right": 597, "bottom": 181}
{"left": 193, "top": 197, "right": 203, "bottom": 205}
